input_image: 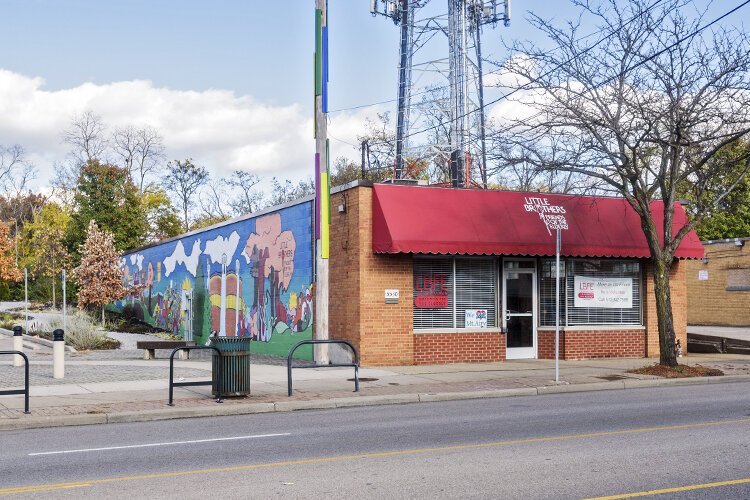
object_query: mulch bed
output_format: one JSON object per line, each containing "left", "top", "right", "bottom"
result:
{"left": 628, "top": 364, "right": 724, "bottom": 378}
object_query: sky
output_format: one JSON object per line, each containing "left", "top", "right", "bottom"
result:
{"left": 0, "top": 0, "right": 747, "bottom": 193}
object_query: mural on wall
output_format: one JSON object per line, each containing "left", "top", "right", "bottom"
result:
{"left": 113, "top": 202, "right": 314, "bottom": 359}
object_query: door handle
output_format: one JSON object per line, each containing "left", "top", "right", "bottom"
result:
{"left": 505, "top": 310, "right": 510, "bottom": 322}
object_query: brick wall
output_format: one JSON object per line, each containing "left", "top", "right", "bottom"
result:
{"left": 686, "top": 241, "right": 750, "bottom": 326}
{"left": 329, "top": 185, "right": 414, "bottom": 366}
{"left": 414, "top": 332, "right": 506, "bottom": 364}
{"left": 643, "top": 260, "right": 688, "bottom": 357}
{"left": 538, "top": 329, "right": 645, "bottom": 360}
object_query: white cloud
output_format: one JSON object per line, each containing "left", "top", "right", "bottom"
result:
{"left": 163, "top": 240, "right": 202, "bottom": 277}
{"left": 203, "top": 231, "right": 241, "bottom": 265}
{"left": 0, "top": 69, "right": 315, "bottom": 188}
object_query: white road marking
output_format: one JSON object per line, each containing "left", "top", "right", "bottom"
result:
{"left": 28, "top": 433, "right": 291, "bottom": 456}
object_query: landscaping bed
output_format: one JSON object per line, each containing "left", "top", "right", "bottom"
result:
{"left": 628, "top": 364, "right": 724, "bottom": 378}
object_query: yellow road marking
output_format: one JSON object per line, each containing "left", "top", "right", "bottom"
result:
{"left": 585, "top": 477, "right": 750, "bottom": 499}
{"left": 3, "top": 417, "right": 750, "bottom": 496}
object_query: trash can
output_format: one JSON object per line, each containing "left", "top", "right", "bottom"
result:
{"left": 211, "top": 336, "right": 252, "bottom": 397}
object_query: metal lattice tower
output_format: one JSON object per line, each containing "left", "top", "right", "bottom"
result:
{"left": 371, "top": 0, "right": 510, "bottom": 187}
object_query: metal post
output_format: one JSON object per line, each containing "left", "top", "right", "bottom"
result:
{"left": 555, "top": 227, "right": 561, "bottom": 383}
{"left": 12, "top": 325, "right": 23, "bottom": 367}
{"left": 53, "top": 329, "right": 65, "bottom": 379}
{"left": 62, "top": 269, "right": 67, "bottom": 335}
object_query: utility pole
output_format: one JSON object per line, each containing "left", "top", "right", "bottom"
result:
{"left": 314, "top": 0, "right": 330, "bottom": 364}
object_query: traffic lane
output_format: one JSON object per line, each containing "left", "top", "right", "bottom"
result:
{"left": 1, "top": 382, "right": 749, "bottom": 488}
{"left": 5, "top": 418, "right": 750, "bottom": 499}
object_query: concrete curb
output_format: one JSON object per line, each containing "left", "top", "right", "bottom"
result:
{"left": 1, "top": 374, "right": 748, "bottom": 431}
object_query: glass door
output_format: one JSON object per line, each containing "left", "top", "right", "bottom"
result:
{"left": 504, "top": 262, "right": 537, "bottom": 359}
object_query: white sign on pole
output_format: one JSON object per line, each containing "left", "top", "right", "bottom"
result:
{"left": 464, "top": 309, "right": 488, "bottom": 328}
{"left": 574, "top": 276, "right": 633, "bottom": 308}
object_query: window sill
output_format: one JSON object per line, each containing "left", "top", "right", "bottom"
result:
{"left": 537, "top": 325, "right": 645, "bottom": 331}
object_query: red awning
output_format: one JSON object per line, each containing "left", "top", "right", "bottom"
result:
{"left": 372, "top": 184, "right": 704, "bottom": 259}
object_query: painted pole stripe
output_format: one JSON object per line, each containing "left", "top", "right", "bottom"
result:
{"left": 4, "top": 418, "right": 749, "bottom": 496}
{"left": 321, "top": 171, "right": 330, "bottom": 259}
{"left": 315, "top": 8, "right": 322, "bottom": 96}
{"left": 322, "top": 26, "right": 328, "bottom": 113}
{"left": 28, "top": 433, "right": 291, "bottom": 456}
{"left": 315, "top": 152, "right": 321, "bottom": 239}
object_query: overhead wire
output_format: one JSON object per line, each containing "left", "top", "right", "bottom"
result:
{"left": 327, "top": 0, "right": 669, "bottom": 115}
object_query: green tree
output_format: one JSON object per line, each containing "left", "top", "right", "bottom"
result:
{"left": 67, "top": 160, "right": 148, "bottom": 260}
{"left": 141, "top": 188, "right": 183, "bottom": 242}
{"left": 23, "top": 203, "right": 72, "bottom": 308}
{"left": 684, "top": 141, "right": 750, "bottom": 240}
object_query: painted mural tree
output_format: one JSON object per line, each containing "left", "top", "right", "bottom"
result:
{"left": 192, "top": 254, "right": 213, "bottom": 345}
{"left": 74, "top": 220, "right": 127, "bottom": 325}
{"left": 0, "top": 221, "right": 22, "bottom": 283}
{"left": 495, "top": 0, "right": 750, "bottom": 367}
{"left": 165, "top": 159, "right": 209, "bottom": 232}
{"left": 244, "top": 214, "right": 296, "bottom": 340}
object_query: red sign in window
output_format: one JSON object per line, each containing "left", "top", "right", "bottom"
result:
{"left": 415, "top": 295, "right": 449, "bottom": 308}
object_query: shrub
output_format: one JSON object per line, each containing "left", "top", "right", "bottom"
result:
{"left": 47, "top": 312, "right": 118, "bottom": 350}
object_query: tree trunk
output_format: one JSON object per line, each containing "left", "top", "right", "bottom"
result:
{"left": 52, "top": 278, "right": 56, "bottom": 310}
{"left": 102, "top": 305, "right": 106, "bottom": 327}
{"left": 652, "top": 258, "right": 678, "bottom": 367}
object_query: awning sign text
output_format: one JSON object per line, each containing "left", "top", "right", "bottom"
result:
{"left": 523, "top": 197, "right": 568, "bottom": 235}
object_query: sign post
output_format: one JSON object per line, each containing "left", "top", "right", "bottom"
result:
{"left": 555, "top": 228, "right": 561, "bottom": 383}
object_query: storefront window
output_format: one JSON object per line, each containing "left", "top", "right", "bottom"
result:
{"left": 413, "top": 257, "right": 497, "bottom": 329}
{"left": 541, "top": 259, "right": 642, "bottom": 326}
{"left": 566, "top": 259, "right": 642, "bottom": 325}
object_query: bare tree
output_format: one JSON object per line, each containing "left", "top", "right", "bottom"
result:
{"left": 62, "top": 111, "right": 108, "bottom": 166}
{"left": 164, "top": 159, "right": 209, "bottom": 231}
{"left": 112, "top": 125, "right": 165, "bottom": 193}
{"left": 199, "top": 179, "right": 231, "bottom": 222}
{"left": 224, "top": 170, "right": 265, "bottom": 215}
{"left": 497, "top": 0, "right": 750, "bottom": 366}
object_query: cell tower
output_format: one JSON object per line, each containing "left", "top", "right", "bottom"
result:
{"left": 370, "top": 0, "right": 510, "bottom": 188}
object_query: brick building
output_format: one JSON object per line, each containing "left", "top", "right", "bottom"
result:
{"left": 327, "top": 182, "right": 701, "bottom": 366}
{"left": 687, "top": 238, "right": 750, "bottom": 326}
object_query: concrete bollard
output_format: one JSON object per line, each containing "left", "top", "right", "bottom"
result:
{"left": 12, "top": 325, "right": 23, "bottom": 367}
{"left": 53, "top": 329, "right": 65, "bottom": 379}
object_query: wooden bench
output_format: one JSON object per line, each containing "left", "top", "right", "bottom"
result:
{"left": 136, "top": 340, "right": 195, "bottom": 360}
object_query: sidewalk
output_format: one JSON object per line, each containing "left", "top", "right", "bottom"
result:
{"left": 2, "top": 333, "right": 750, "bottom": 431}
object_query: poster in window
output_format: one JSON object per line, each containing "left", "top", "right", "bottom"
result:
{"left": 574, "top": 276, "right": 633, "bottom": 308}
{"left": 414, "top": 273, "right": 449, "bottom": 308}
{"left": 465, "top": 309, "right": 488, "bottom": 328}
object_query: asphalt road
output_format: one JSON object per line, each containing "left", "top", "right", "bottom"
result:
{"left": 1, "top": 382, "right": 749, "bottom": 499}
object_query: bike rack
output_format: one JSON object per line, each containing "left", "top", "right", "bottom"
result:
{"left": 168, "top": 346, "right": 224, "bottom": 406}
{"left": 0, "top": 351, "right": 30, "bottom": 414}
{"left": 287, "top": 339, "right": 359, "bottom": 397}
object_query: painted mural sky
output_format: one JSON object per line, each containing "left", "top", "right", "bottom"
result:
{"left": 115, "top": 201, "right": 314, "bottom": 359}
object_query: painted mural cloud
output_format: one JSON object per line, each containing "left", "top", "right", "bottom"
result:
{"left": 129, "top": 253, "right": 145, "bottom": 272}
{"left": 204, "top": 231, "right": 241, "bottom": 265}
{"left": 163, "top": 240, "right": 202, "bottom": 277}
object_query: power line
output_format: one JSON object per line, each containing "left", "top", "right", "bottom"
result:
{"left": 400, "top": 0, "right": 750, "bottom": 143}
{"left": 328, "top": 0, "right": 668, "bottom": 115}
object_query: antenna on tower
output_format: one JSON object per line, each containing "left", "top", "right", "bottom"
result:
{"left": 371, "top": 0, "right": 511, "bottom": 187}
